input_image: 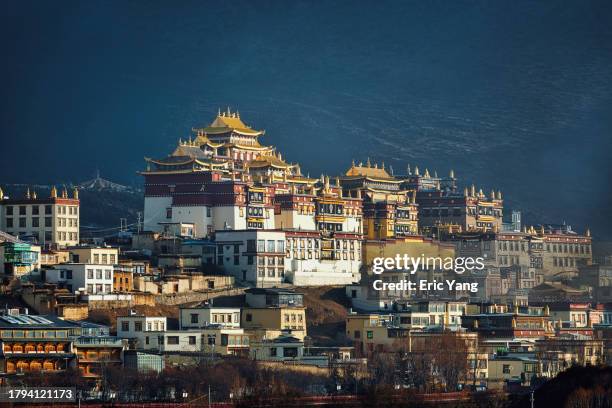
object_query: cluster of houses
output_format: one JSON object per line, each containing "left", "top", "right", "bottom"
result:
{"left": 0, "top": 110, "right": 610, "bottom": 392}
{"left": 0, "top": 287, "right": 353, "bottom": 382}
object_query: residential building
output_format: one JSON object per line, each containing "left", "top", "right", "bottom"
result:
{"left": 201, "top": 326, "right": 249, "bottom": 356}
{"left": 0, "top": 186, "right": 80, "bottom": 247}
{"left": 242, "top": 288, "right": 307, "bottom": 341}
{"left": 44, "top": 263, "right": 114, "bottom": 294}
{"left": 250, "top": 334, "right": 304, "bottom": 361}
{"left": 117, "top": 314, "right": 167, "bottom": 349}
{"left": 179, "top": 304, "right": 241, "bottom": 329}
{"left": 68, "top": 246, "right": 119, "bottom": 265}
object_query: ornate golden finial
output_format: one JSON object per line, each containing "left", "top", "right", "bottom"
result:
{"left": 490, "top": 189, "right": 495, "bottom": 200}
{"left": 407, "top": 164, "right": 411, "bottom": 175}
{"left": 73, "top": 187, "right": 79, "bottom": 200}
{"left": 450, "top": 169, "right": 455, "bottom": 178}
{"left": 434, "top": 170, "right": 438, "bottom": 178}
{"left": 464, "top": 187, "right": 468, "bottom": 196}
{"left": 0, "top": 186, "right": 3, "bottom": 200}
{"left": 227, "top": 106, "right": 231, "bottom": 116}
{"left": 218, "top": 108, "right": 221, "bottom": 116}
{"left": 412, "top": 190, "right": 417, "bottom": 204}
{"left": 374, "top": 163, "right": 378, "bottom": 169}
{"left": 335, "top": 177, "right": 340, "bottom": 187}
{"left": 32, "top": 191, "right": 37, "bottom": 199}
{"left": 366, "top": 158, "right": 371, "bottom": 168}
{"left": 26, "top": 187, "right": 31, "bottom": 199}
{"left": 424, "top": 168, "right": 430, "bottom": 178}
{"left": 497, "top": 190, "right": 502, "bottom": 200}
{"left": 470, "top": 184, "right": 476, "bottom": 197}
{"left": 389, "top": 165, "right": 394, "bottom": 176}
{"left": 478, "top": 188, "right": 484, "bottom": 197}
{"left": 179, "top": 137, "right": 183, "bottom": 145}
{"left": 540, "top": 225, "right": 546, "bottom": 236}
{"left": 414, "top": 166, "right": 420, "bottom": 176}
{"left": 381, "top": 161, "right": 385, "bottom": 170}
{"left": 351, "top": 159, "right": 355, "bottom": 168}
{"left": 62, "top": 187, "right": 68, "bottom": 198}
{"left": 236, "top": 111, "right": 240, "bottom": 118}
{"left": 50, "top": 186, "right": 57, "bottom": 198}
{"left": 586, "top": 228, "right": 591, "bottom": 237}
{"left": 358, "top": 161, "right": 363, "bottom": 167}
{"left": 324, "top": 175, "right": 330, "bottom": 192}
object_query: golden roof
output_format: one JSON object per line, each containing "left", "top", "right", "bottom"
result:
{"left": 248, "top": 154, "right": 295, "bottom": 169}
{"left": 195, "top": 109, "right": 263, "bottom": 136}
{"left": 345, "top": 161, "right": 395, "bottom": 180}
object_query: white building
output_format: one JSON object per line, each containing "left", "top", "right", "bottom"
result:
{"left": 215, "top": 230, "right": 286, "bottom": 286}
{"left": 117, "top": 314, "right": 167, "bottom": 349}
{"left": 284, "top": 230, "right": 361, "bottom": 286}
{"left": 45, "top": 263, "right": 113, "bottom": 294}
{"left": 179, "top": 304, "right": 241, "bottom": 329}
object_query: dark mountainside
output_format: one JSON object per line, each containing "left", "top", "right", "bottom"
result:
{"left": 1, "top": 1, "right": 612, "bottom": 239}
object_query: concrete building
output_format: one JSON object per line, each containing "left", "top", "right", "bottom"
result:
{"left": 201, "top": 326, "right": 249, "bottom": 356}
{"left": 250, "top": 334, "right": 304, "bottom": 361}
{"left": 179, "top": 304, "right": 241, "bottom": 329}
{"left": 68, "top": 246, "right": 119, "bottom": 265}
{"left": 0, "top": 186, "right": 80, "bottom": 247}
{"left": 215, "top": 230, "right": 287, "bottom": 286}
{"left": 117, "top": 314, "right": 167, "bottom": 349}
{"left": 45, "top": 263, "right": 114, "bottom": 294}
{"left": 242, "top": 288, "right": 307, "bottom": 341}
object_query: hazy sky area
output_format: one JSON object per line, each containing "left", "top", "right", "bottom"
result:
{"left": 1, "top": 1, "right": 612, "bottom": 238}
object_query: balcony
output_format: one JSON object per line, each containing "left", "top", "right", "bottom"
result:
{"left": 74, "top": 336, "right": 125, "bottom": 348}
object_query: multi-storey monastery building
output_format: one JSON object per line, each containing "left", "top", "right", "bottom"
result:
{"left": 141, "top": 109, "right": 591, "bottom": 287}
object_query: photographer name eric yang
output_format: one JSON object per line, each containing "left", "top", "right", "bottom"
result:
{"left": 371, "top": 254, "right": 485, "bottom": 293}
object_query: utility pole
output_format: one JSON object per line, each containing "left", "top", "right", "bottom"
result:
{"left": 530, "top": 389, "right": 535, "bottom": 408}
